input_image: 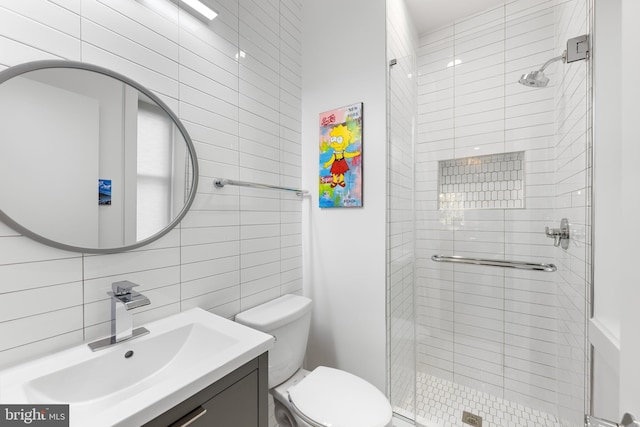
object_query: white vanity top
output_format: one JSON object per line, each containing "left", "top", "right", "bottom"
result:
{"left": 0, "top": 308, "right": 274, "bottom": 426}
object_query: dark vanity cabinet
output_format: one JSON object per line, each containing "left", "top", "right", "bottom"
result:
{"left": 143, "top": 353, "right": 269, "bottom": 427}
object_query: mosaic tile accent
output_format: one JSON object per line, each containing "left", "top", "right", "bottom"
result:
{"left": 394, "top": 372, "right": 561, "bottom": 427}
{"left": 438, "top": 152, "right": 525, "bottom": 210}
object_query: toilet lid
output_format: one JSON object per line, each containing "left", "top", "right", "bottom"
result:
{"left": 287, "top": 366, "right": 392, "bottom": 427}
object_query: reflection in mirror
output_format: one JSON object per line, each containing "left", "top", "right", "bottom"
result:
{"left": 0, "top": 61, "right": 198, "bottom": 253}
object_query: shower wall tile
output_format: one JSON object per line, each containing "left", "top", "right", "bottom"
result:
{"left": 0, "top": 3, "right": 81, "bottom": 61}
{"left": 0, "top": 0, "right": 302, "bottom": 369}
{"left": 456, "top": 5, "right": 503, "bottom": 34}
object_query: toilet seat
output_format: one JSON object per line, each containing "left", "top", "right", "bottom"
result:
{"left": 287, "top": 366, "right": 392, "bottom": 427}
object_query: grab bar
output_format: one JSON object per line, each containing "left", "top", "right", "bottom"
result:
{"left": 214, "top": 178, "right": 308, "bottom": 196}
{"left": 431, "top": 255, "right": 557, "bottom": 272}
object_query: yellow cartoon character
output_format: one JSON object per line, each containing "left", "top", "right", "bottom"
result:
{"left": 323, "top": 124, "right": 360, "bottom": 188}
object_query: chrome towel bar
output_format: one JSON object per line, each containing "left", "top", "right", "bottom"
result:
{"left": 431, "top": 254, "right": 557, "bottom": 272}
{"left": 214, "top": 178, "right": 308, "bottom": 196}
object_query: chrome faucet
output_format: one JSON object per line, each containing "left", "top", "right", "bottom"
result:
{"left": 88, "top": 280, "right": 151, "bottom": 351}
{"left": 110, "top": 281, "right": 151, "bottom": 342}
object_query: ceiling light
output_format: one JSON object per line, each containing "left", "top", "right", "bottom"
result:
{"left": 171, "top": 0, "right": 217, "bottom": 20}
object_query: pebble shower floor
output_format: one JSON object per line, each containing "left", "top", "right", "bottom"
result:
{"left": 394, "top": 372, "right": 561, "bottom": 427}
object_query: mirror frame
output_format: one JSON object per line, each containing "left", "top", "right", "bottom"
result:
{"left": 0, "top": 60, "right": 199, "bottom": 254}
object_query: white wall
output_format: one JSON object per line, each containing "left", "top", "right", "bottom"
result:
{"left": 589, "top": 0, "right": 640, "bottom": 420}
{"left": 0, "top": 0, "right": 302, "bottom": 377}
{"left": 591, "top": 0, "right": 621, "bottom": 420}
{"left": 619, "top": 0, "right": 640, "bottom": 418}
{"left": 301, "top": 0, "right": 388, "bottom": 392}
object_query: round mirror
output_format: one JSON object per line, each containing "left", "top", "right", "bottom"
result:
{"left": 0, "top": 60, "right": 199, "bottom": 253}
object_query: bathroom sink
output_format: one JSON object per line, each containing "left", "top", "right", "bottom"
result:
{"left": 0, "top": 308, "right": 274, "bottom": 427}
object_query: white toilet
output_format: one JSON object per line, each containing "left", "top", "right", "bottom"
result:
{"left": 235, "top": 294, "right": 392, "bottom": 427}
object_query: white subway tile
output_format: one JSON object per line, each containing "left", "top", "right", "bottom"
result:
{"left": 0, "top": 306, "right": 83, "bottom": 352}
{"left": 0, "top": 5, "right": 80, "bottom": 60}
{"left": 241, "top": 272, "right": 281, "bottom": 298}
{"left": 0, "top": 258, "right": 82, "bottom": 293}
{"left": 83, "top": 248, "right": 180, "bottom": 279}
{"left": 454, "top": 368, "right": 504, "bottom": 393}
{"left": 83, "top": 0, "right": 178, "bottom": 59}
{"left": 181, "top": 256, "right": 240, "bottom": 284}
{"left": 180, "top": 101, "right": 239, "bottom": 136}
{"left": 182, "top": 270, "right": 239, "bottom": 300}
{"left": 51, "top": 0, "right": 80, "bottom": 14}
{"left": 0, "top": 236, "right": 79, "bottom": 264}
{"left": 0, "top": 282, "right": 82, "bottom": 323}
{"left": 181, "top": 241, "right": 240, "bottom": 264}
{"left": 81, "top": 43, "right": 178, "bottom": 98}
{"left": 506, "top": 8, "right": 554, "bottom": 38}
{"left": 455, "top": 5, "right": 504, "bottom": 35}
{"left": 0, "top": 330, "right": 83, "bottom": 370}
{"left": 98, "top": 0, "right": 180, "bottom": 40}
{"left": 1, "top": 0, "right": 80, "bottom": 37}
{"left": 179, "top": 29, "right": 238, "bottom": 75}
{"left": 181, "top": 62, "right": 237, "bottom": 104}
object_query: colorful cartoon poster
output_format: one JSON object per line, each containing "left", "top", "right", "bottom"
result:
{"left": 319, "top": 103, "right": 363, "bottom": 208}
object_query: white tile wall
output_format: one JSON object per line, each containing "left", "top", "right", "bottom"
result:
{"left": 0, "top": 0, "right": 302, "bottom": 374}
{"left": 414, "top": 0, "right": 590, "bottom": 422}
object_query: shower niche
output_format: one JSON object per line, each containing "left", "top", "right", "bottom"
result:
{"left": 438, "top": 151, "right": 525, "bottom": 211}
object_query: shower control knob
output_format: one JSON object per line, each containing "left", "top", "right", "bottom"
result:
{"left": 545, "top": 218, "right": 570, "bottom": 249}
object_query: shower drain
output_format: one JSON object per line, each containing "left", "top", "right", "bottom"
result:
{"left": 462, "top": 411, "right": 483, "bottom": 427}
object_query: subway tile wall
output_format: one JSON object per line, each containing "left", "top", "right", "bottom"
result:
{"left": 0, "top": 0, "right": 302, "bottom": 371}
{"left": 387, "top": 0, "right": 418, "bottom": 417}
{"left": 415, "top": 0, "right": 590, "bottom": 422}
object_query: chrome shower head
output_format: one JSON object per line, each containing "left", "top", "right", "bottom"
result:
{"left": 518, "top": 50, "right": 566, "bottom": 88}
{"left": 519, "top": 70, "right": 549, "bottom": 87}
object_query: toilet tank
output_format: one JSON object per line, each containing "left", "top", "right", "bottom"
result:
{"left": 235, "top": 294, "right": 312, "bottom": 388}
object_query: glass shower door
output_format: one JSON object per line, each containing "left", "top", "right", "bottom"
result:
{"left": 386, "top": 0, "right": 592, "bottom": 426}
{"left": 387, "top": 53, "right": 417, "bottom": 424}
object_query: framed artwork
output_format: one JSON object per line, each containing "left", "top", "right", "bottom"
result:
{"left": 99, "top": 179, "right": 112, "bottom": 205}
{"left": 318, "top": 102, "right": 363, "bottom": 208}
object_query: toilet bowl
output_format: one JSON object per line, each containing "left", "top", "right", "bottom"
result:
{"left": 272, "top": 367, "right": 391, "bottom": 427}
{"left": 235, "top": 294, "right": 392, "bottom": 427}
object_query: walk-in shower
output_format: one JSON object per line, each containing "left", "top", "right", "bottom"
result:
{"left": 387, "top": 0, "right": 592, "bottom": 426}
